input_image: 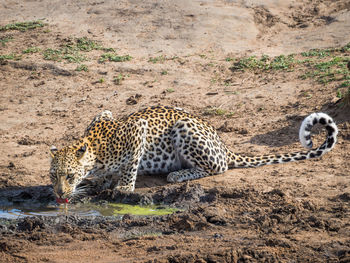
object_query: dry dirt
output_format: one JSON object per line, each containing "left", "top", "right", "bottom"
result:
{"left": 1, "top": 0, "right": 350, "bottom": 262}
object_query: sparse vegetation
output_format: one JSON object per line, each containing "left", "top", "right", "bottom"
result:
{"left": 339, "top": 80, "right": 350, "bottom": 88}
{"left": 231, "top": 54, "right": 296, "bottom": 71}
{"left": 229, "top": 43, "right": 350, "bottom": 88}
{"left": 0, "top": 53, "right": 21, "bottom": 61}
{"left": 74, "top": 37, "right": 101, "bottom": 51}
{"left": 340, "top": 43, "right": 350, "bottom": 52}
{"left": 301, "top": 91, "right": 313, "bottom": 99}
{"left": 337, "top": 89, "right": 343, "bottom": 98}
{"left": 99, "top": 53, "right": 132, "bottom": 63}
{"left": 210, "top": 78, "right": 217, "bottom": 84}
{"left": 22, "top": 47, "right": 41, "bottom": 54}
{"left": 203, "top": 107, "right": 234, "bottom": 117}
{"left": 69, "top": 37, "right": 114, "bottom": 52}
{"left": 113, "top": 73, "right": 128, "bottom": 85}
{"left": 101, "top": 47, "right": 116, "bottom": 52}
{"left": 41, "top": 38, "right": 116, "bottom": 63}
{"left": 301, "top": 49, "right": 331, "bottom": 58}
{"left": 43, "top": 37, "right": 104, "bottom": 62}
{"left": 75, "top": 64, "right": 89, "bottom": 72}
{"left": 300, "top": 55, "right": 349, "bottom": 84}
{"left": 166, "top": 88, "right": 175, "bottom": 93}
{"left": 340, "top": 88, "right": 350, "bottom": 107}
{"left": 63, "top": 52, "right": 87, "bottom": 63}
{"left": 42, "top": 48, "right": 62, "bottom": 61}
{"left": 0, "top": 21, "right": 45, "bottom": 31}
{"left": 43, "top": 46, "right": 87, "bottom": 63}
{"left": 148, "top": 55, "right": 166, "bottom": 63}
{"left": 0, "top": 36, "right": 13, "bottom": 47}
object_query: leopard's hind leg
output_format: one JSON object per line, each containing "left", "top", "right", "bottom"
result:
{"left": 167, "top": 118, "right": 228, "bottom": 183}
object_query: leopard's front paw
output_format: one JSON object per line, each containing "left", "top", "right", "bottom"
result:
{"left": 112, "top": 184, "right": 134, "bottom": 198}
{"left": 114, "top": 185, "right": 134, "bottom": 192}
{"left": 114, "top": 180, "right": 135, "bottom": 193}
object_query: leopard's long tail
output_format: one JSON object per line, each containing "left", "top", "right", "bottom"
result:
{"left": 227, "top": 113, "right": 338, "bottom": 168}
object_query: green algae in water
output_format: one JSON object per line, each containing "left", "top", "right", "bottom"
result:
{"left": 77, "top": 203, "right": 179, "bottom": 216}
{"left": 0, "top": 203, "right": 179, "bottom": 218}
{"left": 108, "top": 203, "right": 178, "bottom": 216}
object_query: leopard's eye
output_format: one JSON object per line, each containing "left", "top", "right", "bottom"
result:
{"left": 67, "top": 174, "right": 74, "bottom": 180}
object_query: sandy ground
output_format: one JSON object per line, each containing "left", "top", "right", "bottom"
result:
{"left": 0, "top": 0, "right": 350, "bottom": 262}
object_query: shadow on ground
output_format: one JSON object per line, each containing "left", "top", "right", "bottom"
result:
{"left": 250, "top": 102, "right": 350, "bottom": 147}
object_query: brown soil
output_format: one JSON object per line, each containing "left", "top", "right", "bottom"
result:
{"left": 1, "top": 0, "right": 350, "bottom": 262}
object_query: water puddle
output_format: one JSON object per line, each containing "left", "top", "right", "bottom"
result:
{"left": 0, "top": 203, "right": 179, "bottom": 219}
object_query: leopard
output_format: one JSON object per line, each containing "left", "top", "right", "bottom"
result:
{"left": 49, "top": 106, "right": 338, "bottom": 203}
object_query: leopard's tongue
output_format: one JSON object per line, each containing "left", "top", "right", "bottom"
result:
{"left": 56, "top": 198, "right": 69, "bottom": 204}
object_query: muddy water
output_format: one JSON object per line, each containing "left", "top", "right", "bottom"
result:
{"left": 0, "top": 203, "right": 179, "bottom": 219}
{"left": 0, "top": 184, "right": 211, "bottom": 219}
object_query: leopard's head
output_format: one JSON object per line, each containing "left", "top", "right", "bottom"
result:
{"left": 49, "top": 144, "right": 89, "bottom": 203}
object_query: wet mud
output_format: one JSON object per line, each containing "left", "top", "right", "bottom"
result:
{"left": 1, "top": 183, "right": 350, "bottom": 262}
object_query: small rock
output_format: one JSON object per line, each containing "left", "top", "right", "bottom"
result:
{"left": 126, "top": 94, "right": 142, "bottom": 105}
{"left": 8, "top": 162, "right": 15, "bottom": 169}
{"left": 217, "top": 121, "right": 233, "bottom": 132}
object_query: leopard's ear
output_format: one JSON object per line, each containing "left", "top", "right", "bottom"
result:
{"left": 50, "top": 146, "right": 58, "bottom": 158}
{"left": 76, "top": 144, "right": 88, "bottom": 160}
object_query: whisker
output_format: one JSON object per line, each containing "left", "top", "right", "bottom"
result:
{"left": 76, "top": 185, "right": 92, "bottom": 191}
{"left": 72, "top": 191, "right": 87, "bottom": 195}
{"left": 72, "top": 188, "right": 89, "bottom": 198}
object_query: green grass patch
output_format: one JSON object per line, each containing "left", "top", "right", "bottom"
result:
{"left": 230, "top": 43, "right": 350, "bottom": 87}
{"left": 62, "top": 52, "right": 87, "bottom": 63}
{"left": 0, "top": 21, "right": 45, "bottom": 31}
{"left": 74, "top": 37, "right": 101, "bottom": 51}
{"left": 75, "top": 64, "right": 89, "bottom": 72}
{"left": 340, "top": 43, "right": 350, "bottom": 52}
{"left": 43, "top": 48, "right": 62, "bottom": 61}
{"left": 0, "top": 36, "right": 13, "bottom": 47}
{"left": 42, "top": 38, "right": 115, "bottom": 63}
{"left": 231, "top": 54, "right": 296, "bottom": 71}
{"left": 203, "top": 107, "right": 234, "bottom": 117}
{"left": 148, "top": 55, "right": 166, "bottom": 63}
{"left": 68, "top": 37, "right": 114, "bottom": 52}
{"left": 99, "top": 52, "right": 132, "bottom": 63}
{"left": 339, "top": 80, "right": 350, "bottom": 88}
{"left": 101, "top": 47, "right": 116, "bottom": 52}
{"left": 166, "top": 88, "right": 175, "bottom": 93}
{"left": 113, "top": 73, "right": 128, "bottom": 85}
{"left": 341, "top": 88, "right": 350, "bottom": 107}
{"left": 301, "top": 49, "right": 331, "bottom": 58}
{"left": 300, "top": 55, "right": 349, "bottom": 84}
{"left": 225, "top": 57, "right": 235, "bottom": 62}
{"left": 336, "top": 87, "right": 350, "bottom": 107}
{"left": 22, "top": 47, "right": 41, "bottom": 54}
{"left": 0, "top": 53, "right": 21, "bottom": 61}
{"left": 43, "top": 47, "right": 87, "bottom": 63}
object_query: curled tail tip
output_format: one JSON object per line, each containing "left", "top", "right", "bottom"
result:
{"left": 299, "top": 112, "right": 338, "bottom": 150}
